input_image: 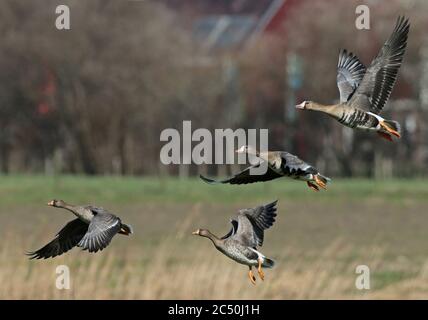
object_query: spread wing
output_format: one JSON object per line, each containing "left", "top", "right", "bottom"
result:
{"left": 27, "top": 219, "right": 88, "bottom": 259}
{"left": 77, "top": 208, "right": 121, "bottom": 253}
{"left": 221, "top": 219, "right": 238, "bottom": 240}
{"left": 232, "top": 200, "right": 278, "bottom": 247}
{"left": 281, "top": 152, "right": 318, "bottom": 175}
{"left": 337, "top": 49, "right": 366, "bottom": 102}
{"left": 349, "top": 16, "right": 410, "bottom": 114}
{"left": 199, "top": 163, "right": 283, "bottom": 185}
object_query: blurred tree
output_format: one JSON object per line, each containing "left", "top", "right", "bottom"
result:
{"left": 0, "top": 0, "right": 426, "bottom": 177}
{"left": 0, "top": 0, "right": 223, "bottom": 175}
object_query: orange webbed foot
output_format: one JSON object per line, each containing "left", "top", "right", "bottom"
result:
{"left": 380, "top": 121, "right": 401, "bottom": 138}
{"left": 314, "top": 175, "right": 327, "bottom": 190}
{"left": 257, "top": 259, "right": 265, "bottom": 281}
{"left": 377, "top": 131, "right": 393, "bottom": 142}
{"left": 248, "top": 269, "right": 256, "bottom": 285}
{"left": 307, "top": 181, "right": 319, "bottom": 192}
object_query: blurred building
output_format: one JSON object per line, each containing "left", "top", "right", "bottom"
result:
{"left": 161, "top": 0, "right": 297, "bottom": 50}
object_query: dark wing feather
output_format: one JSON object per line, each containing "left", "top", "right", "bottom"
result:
{"left": 240, "top": 200, "right": 278, "bottom": 247}
{"left": 199, "top": 163, "right": 283, "bottom": 185}
{"left": 281, "top": 152, "right": 317, "bottom": 175}
{"left": 78, "top": 210, "right": 121, "bottom": 253}
{"left": 337, "top": 49, "right": 366, "bottom": 102}
{"left": 232, "top": 214, "right": 259, "bottom": 248}
{"left": 85, "top": 205, "right": 104, "bottom": 213}
{"left": 350, "top": 16, "right": 410, "bottom": 114}
{"left": 221, "top": 219, "right": 238, "bottom": 240}
{"left": 27, "top": 219, "right": 88, "bottom": 259}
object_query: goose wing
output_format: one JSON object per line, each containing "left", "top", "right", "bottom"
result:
{"left": 27, "top": 218, "right": 88, "bottom": 259}
{"left": 337, "top": 49, "right": 366, "bottom": 103}
{"left": 221, "top": 219, "right": 238, "bottom": 240}
{"left": 281, "top": 152, "right": 317, "bottom": 175}
{"left": 77, "top": 208, "right": 121, "bottom": 253}
{"left": 199, "top": 163, "right": 283, "bottom": 185}
{"left": 232, "top": 201, "right": 278, "bottom": 247}
{"left": 349, "top": 16, "right": 410, "bottom": 114}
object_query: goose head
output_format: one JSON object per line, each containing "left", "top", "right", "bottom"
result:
{"left": 192, "top": 228, "right": 208, "bottom": 236}
{"left": 296, "top": 101, "right": 330, "bottom": 112}
{"left": 235, "top": 145, "right": 258, "bottom": 156}
{"left": 192, "top": 228, "right": 216, "bottom": 239}
{"left": 47, "top": 199, "right": 66, "bottom": 207}
{"left": 192, "top": 228, "right": 221, "bottom": 247}
{"left": 295, "top": 100, "right": 312, "bottom": 110}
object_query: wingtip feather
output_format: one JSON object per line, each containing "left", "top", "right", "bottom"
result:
{"left": 199, "top": 174, "right": 219, "bottom": 184}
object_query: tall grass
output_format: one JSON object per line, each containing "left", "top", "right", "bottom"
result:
{"left": 2, "top": 231, "right": 427, "bottom": 299}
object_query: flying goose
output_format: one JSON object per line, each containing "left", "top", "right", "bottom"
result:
{"left": 296, "top": 16, "right": 410, "bottom": 141}
{"left": 27, "top": 200, "right": 133, "bottom": 259}
{"left": 200, "top": 145, "right": 330, "bottom": 191}
{"left": 192, "top": 200, "right": 278, "bottom": 284}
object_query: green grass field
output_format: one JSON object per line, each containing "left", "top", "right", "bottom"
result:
{"left": 0, "top": 175, "right": 427, "bottom": 299}
{"left": 1, "top": 174, "right": 426, "bottom": 204}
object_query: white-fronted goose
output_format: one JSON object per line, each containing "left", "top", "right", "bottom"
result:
{"left": 192, "top": 200, "right": 278, "bottom": 284}
{"left": 27, "top": 200, "right": 133, "bottom": 259}
{"left": 200, "top": 145, "right": 330, "bottom": 191}
{"left": 296, "top": 16, "right": 410, "bottom": 141}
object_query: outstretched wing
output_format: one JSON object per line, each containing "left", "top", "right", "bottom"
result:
{"left": 337, "top": 49, "right": 366, "bottom": 102}
{"left": 221, "top": 219, "right": 238, "bottom": 240}
{"left": 232, "top": 200, "right": 278, "bottom": 247}
{"left": 78, "top": 209, "right": 121, "bottom": 253}
{"left": 350, "top": 16, "right": 410, "bottom": 114}
{"left": 199, "top": 163, "right": 283, "bottom": 185}
{"left": 27, "top": 219, "right": 88, "bottom": 259}
{"left": 243, "top": 200, "right": 278, "bottom": 247}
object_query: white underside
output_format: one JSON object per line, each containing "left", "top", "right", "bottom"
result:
{"left": 247, "top": 247, "right": 265, "bottom": 265}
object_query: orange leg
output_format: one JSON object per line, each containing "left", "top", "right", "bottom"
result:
{"left": 314, "top": 175, "right": 327, "bottom": 190}
{"left": 377, "top": 131, "right": 393, "bottom": 142}
{"left": 307, "top": 181, "right": 319, "bottom": 192}
{"left": 257, "top": 259, "right": 265, "bottom": 281}
{"left": 380, "top": 121, "right": 401, "bottom": 138}
{"left": 248, "top": 267, "right": 256, "bottom": 285}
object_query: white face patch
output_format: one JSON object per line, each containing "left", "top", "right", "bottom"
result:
{"left": 296, "top": 101, "right": 307, "bottom": 109}
{"left": 237, "top": 145, "right": 246, "bottom": 153}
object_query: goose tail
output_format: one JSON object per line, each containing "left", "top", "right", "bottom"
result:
{"left": 119, "top": 223, "right": 133, "bottom": 236}
{"left": 262, "top": 258, "right": 275, "bottom": 269}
